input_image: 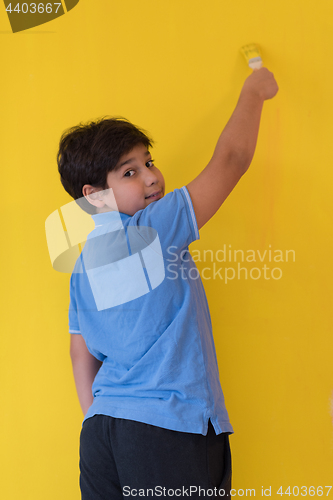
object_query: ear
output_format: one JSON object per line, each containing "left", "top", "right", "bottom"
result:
{"left": 82, "top": 184, "right": 106, "bottom": 210}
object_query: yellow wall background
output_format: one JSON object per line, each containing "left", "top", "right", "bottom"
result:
{"left": 1, "top": 0, "right": 332, "bottom": 498}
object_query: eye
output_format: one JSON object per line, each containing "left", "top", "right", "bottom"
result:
{"left": 146, "top": 159, "right": 155, "bottom": 168}
{"left": 124, "top": 169, "right": 135, "bottom": 177}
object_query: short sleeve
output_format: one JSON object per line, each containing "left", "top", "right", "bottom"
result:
{"left": 131, "top": 186, "right": 200, "bottom": 252}
{"left": 68, "top": 271, "right": 81, "bottom": 334}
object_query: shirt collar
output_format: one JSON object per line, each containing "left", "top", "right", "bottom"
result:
{"left": 90, "top": 210, "right": 130, "bottom": 234}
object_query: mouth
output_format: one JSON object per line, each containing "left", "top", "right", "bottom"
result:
{"left": 145, "top": 190, "right": 162, "bottom": 200}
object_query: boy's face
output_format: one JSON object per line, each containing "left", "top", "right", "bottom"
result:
{"left": 91, "top": 143, "right": 165, "bottom": 216}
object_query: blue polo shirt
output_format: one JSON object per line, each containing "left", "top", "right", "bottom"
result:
{"left": 69, "top": 186, "right": 233, "bottom": 436}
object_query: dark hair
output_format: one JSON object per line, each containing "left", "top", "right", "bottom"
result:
{"left": 57, "top": 117, "right": 154, "bottom": 214}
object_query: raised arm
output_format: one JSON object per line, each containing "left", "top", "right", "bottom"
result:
{"left": 186, "top": 67, "right": 279, "bottom": 230}
{"left": 70, "top": 334, "right": 102, "bottom": 416}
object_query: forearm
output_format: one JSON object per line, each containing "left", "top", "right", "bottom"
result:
{"left": 70, "top": 335, "right": 102, "bottom": 415}
{"left": 186, "top": 87, "right": 265, "bottom": 230}
{"left": 211, "top": 86, "right": 264, "bottom": 173}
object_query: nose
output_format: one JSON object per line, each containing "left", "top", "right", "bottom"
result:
{"left": 144, "top": 167, "right": 159, "bottom": 186}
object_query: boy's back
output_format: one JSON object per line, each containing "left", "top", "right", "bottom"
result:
{"left": 70, "top": 185, "right": 233, "bottom": 435}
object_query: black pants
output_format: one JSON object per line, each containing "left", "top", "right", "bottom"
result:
{"left": 79, "top": 415, "right": 232, "bottom": 499}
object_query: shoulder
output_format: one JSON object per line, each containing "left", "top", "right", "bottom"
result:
{"left": 129, "top": 187, "right": 199, "bottom": 248}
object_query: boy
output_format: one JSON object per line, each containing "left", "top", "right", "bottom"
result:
{"left": 58, "top": 67, "right": 278, "bottom": 499}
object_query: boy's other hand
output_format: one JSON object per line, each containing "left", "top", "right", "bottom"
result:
{"left": 242, "top": 67, "right": 279, "bottom": 102}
